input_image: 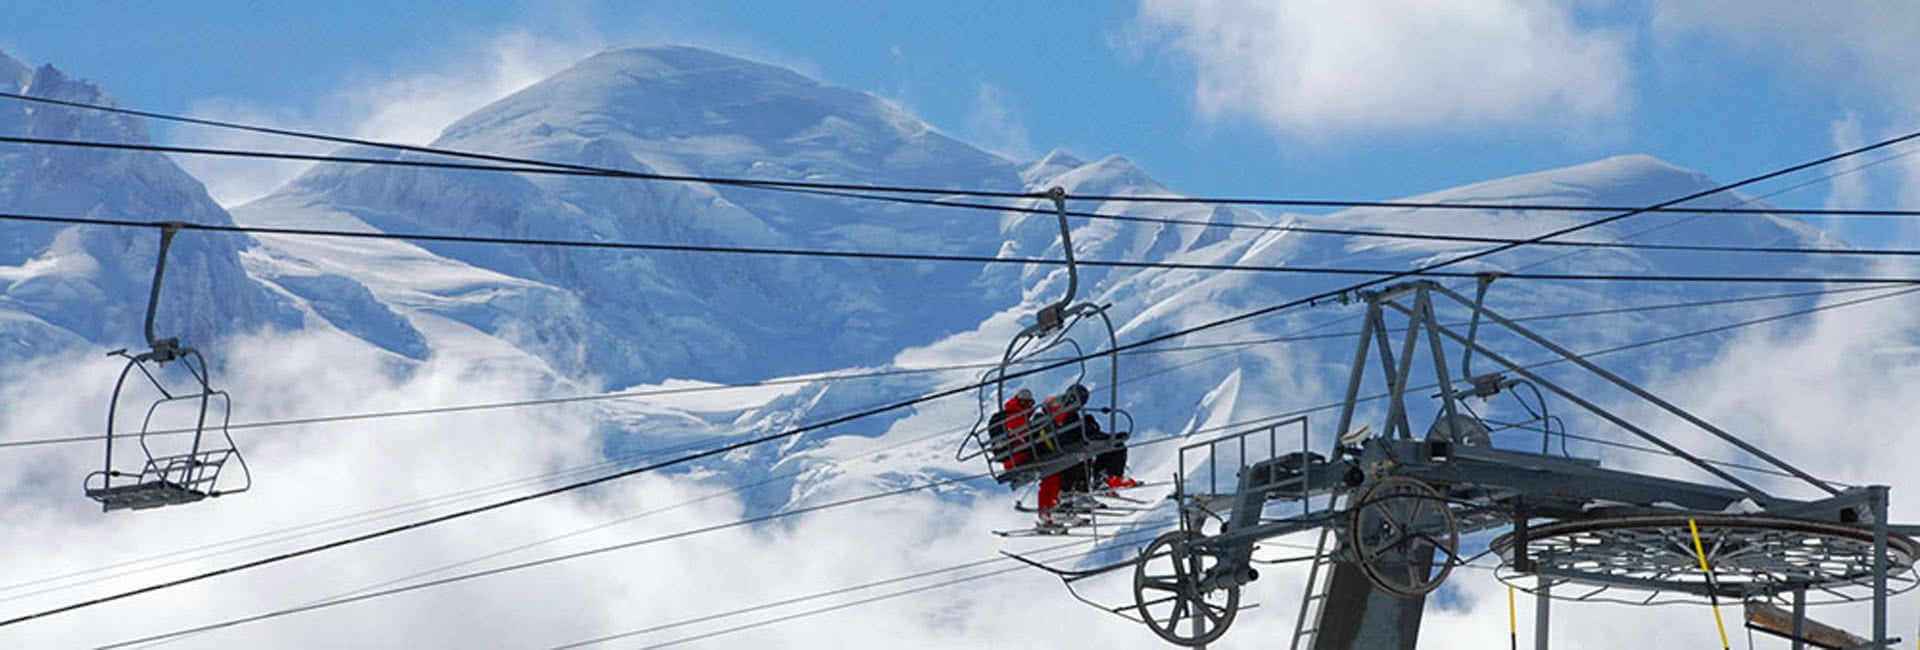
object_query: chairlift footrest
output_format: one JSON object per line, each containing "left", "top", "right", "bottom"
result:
{"left": 85, "top": 481, "right": 208, "bottom": 512}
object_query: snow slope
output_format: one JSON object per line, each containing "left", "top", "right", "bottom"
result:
{"left": 237, "top": 47, "right": 1028, "bottom": 387}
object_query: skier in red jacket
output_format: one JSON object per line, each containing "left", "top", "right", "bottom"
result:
{"left": 995, "top": 388, "right": 1038, "bottom": 471}
{"left": 1034, "top": 384, "right": 1138, "bottom": 528}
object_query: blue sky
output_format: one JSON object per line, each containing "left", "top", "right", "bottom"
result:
{"left": 4, "top": 1, "right": 1918, "bottom": 244}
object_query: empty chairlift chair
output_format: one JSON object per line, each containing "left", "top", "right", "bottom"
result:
{"left": 82, "top": 223, "right": 250, "bottom": 511}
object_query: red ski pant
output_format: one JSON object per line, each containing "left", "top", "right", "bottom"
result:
{"left": 1037, "top": 473, "right": 1063, "bottom": 511}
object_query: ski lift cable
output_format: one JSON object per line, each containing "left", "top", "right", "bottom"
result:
{"left": 122, "top": 436, "right": 1025, "bottom": 650}
{"left": 544, "top": 527, "right": 1177, "bottom": 650}
{"left": 619, "top": 479, "right": 1853, "bottom": 650}
{"left": 7, "top": 127, "right": 1914, "bottom": 629}
{"left": 87, "top": 285, "right": 1906, "bottom": 647}
{"left": 0, "top": 359, "right": 1018, "bottom": 451}
{"left": 14, "top": 274, "right": 1871, "bottom": 597}
{"left": 0, "top": 129, "right": 1047, "bottom": 202}
{"left": 624, "top": 540, "right": 1523, "bottom": 650}
{"left": 1484, "top": 145, "right": 1920, "bottom": 282}
{"left": 119, "top": 525, "right": 1171, "bottom": 650}
{"left": 613, "top": 455, "right": 1920, "bottom": 650}
{"left": 2, "top": 316, "right": 1271, "bottom": 628}
{"left": 1036, "top": 125, "right": 1920, "bottom": 502}
{"left": 585, "top": 525, "right": 1534, "bottom": 649}
{"left": 2, "top": 278, "right": 1900, "bottom": 621}
{"left": 6, "top": 91, "right": 1920, "bottom": 219}
{"left": 10, "top": 131, "right": 1920, "bottom": 258}
{"left": 0, "top": 315, "right": 1379, "bottom": 452}
{"left": 169, "top": 282, "right": 1920, "bottom": 646}
{"left": 773, "top": 169, "right": 1920, "bottom": 258}
{"left": 5, "top": 422, "right": 963, "bottom": 606}
{"left": 1117, "top": 283, "right": 1920, "bottom": 474}
{"left": 15, "top": 313, "right": 1394, "bottom": 615}
{"left": 8, "top": 94, "right": 1916, "bottom": 376}
{"left": 612, "top": 533, "right": 1514, "bottom": 649}
{"left": 2, "top": 211, "right": 1918, "bottom": 288}
{"left": 0, "top": 276, "right": 1896, "bottom": 617}
{"left": 1067, "top": 123, "right": 1920, "bottom": 500}
{"left": 1180, "top": 145, "right": 1920, "bottom": 379}
{"left": 17, "top": 338, "right": 1245, "bottom": 610}
{"left": 1226, "top": 143, "right": 1920, "bottom": 497}
{"left": 106, "top": 379, "right": 1314, "bottom": 649}
{"left": 1483, "top": 418, "right": 1845, "bottom": 487}
{"left": 1140, "top": 283, "right": 1901, "bottom": 357}
{"left": 90, "top": 471, "right": 992, "bottom": 649}
{"left": 0, "top": 281, "right": 1898, "bottom": 454}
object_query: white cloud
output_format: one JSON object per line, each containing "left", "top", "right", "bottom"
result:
{"left": 5, "top": 276, "right": 1915, "bottom": 648}
{"left": 965, "top": 82, "right": 1037, "bottom": 162}
{"left": 1654, "top": 1, "right": 1920, "bottom": 229}
{"left": 1132, "top": 0, "right": 1634, "bottom": 137}
{"left": 1621, "top": 277, "right": 1920, "bottom": 637}
{"left": 1653, "top": 2, "right": 1920, "bottom": 108}
{"left": 1825, "top": 113, "right": 1870, "bottom": 211}
{"left": 172, "top": 30, "right": 599, "bottom": 207}
{"left": 0, "top": 329, "right": 609, "bottom": 647}
{"left": 0, "top": 325, "right": 1170, "bottom": 649}
{"left": 1896, "top": 139, "right": 1920, "bottom": 239}
{"left": 1379, "top": 280, "right": 1920, "bottom": 647}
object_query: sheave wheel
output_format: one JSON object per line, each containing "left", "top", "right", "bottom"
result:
{"left": 1349, "top": 475, "right": 1459, "bottom": 598}
{"left": 1133, "top": 530, "right": 1239, "bottom": 646}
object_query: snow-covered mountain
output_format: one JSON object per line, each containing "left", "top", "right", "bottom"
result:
{"left": 0, "top": 53, "right": 303, "bottom": 369}
{"left": 237, "top": 47, "right": 1030, "bottom": 387}
{"left": 0, "top": 45, "right": 1888, "bottom": 524}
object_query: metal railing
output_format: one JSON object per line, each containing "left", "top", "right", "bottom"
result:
{"left": 1174, "top": 416, "right": 1313, "bottom": 531}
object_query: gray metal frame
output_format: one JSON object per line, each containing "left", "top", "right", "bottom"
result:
{"left": 83, "top": 224, "right": 251, "bottom": 512}
{"left": 1110, "top": 280, "right": 1914, "bottom": 648}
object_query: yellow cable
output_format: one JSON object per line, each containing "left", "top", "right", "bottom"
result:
{"left": 1508, "top": 584, "right": 1518, "bottom": 650}
{"left": 1688, "top": 519, "right": 1731, "bottom": 650}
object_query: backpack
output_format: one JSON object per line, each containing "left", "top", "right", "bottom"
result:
{"left": 986, "top": 409, "right": 1013, "bottom": 461}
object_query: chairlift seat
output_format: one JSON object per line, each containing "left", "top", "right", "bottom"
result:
{"left": 84, "top": 479, "right": 208, "bottom": 512}
{"left": 84, "top": 447, "right": 235, "bottom": 512}
{"left": 993, "top": 437, "right": 1125, "bottom": 486}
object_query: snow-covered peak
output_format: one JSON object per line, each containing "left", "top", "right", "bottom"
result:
{"left": 440, "top": 46, "right": 834, "bottom": 141}
{"left": 1312, "top": 152, "right": 1837, "bottom": 259}
{"left": 0, "top": 50, "right": 27, "bottom": 93}
{"left": 1405, "top": 154, "right": 1715, "bottom": 208}
{"left": 434, "top": 46, "right": 986, "bottom": 168}
{"left": 405, "top": 45, "right": 1020, "bottom": 196}
{"left": 1021, "top": 148, "right": 1086, "bottom": 185}
{"left": 17, "top": 64, "right": 149, "bottom": 144}
{"left": 1031, "top": 153, "right": 1172, "bottom": 197}
{"left": 0, "top": 58, "right": 301, "bottom": 356}
{"left": 257, "top": 46, "right": 1029, "bottom": 386}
